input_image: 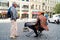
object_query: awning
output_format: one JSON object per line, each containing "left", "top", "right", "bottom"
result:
{"left": 32, "top": 12, "right": 39, "bottom": 14}
{"left": 1, "top": 11, "right": 7, "bottom": 14}
{"left": 32, "top": 11, "right": 44, "bottom": 14}
{"left": 22, "top": 12, "right": 28, "bottom": 14}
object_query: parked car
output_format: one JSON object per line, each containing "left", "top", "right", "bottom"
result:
{"left": 48, "top": 14, "right": 60, "bottom": 24}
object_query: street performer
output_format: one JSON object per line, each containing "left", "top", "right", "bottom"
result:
{"left": 34, "top": 12, "right": 49, "bottom": 37}
{"left": 24, "top": 12, "right": 49, "bottom": 37}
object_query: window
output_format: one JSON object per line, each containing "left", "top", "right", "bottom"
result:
{"left": 26, "top": 0, "right": 29, "bottom": 1}
{"left": 22, "top": 5, "right": 29, "bottom": 8}
{"left": 17, "top": 4, "right": 20, "bottom": 8}
{"left": 32, "top": 14, "right": 37, "bottom": 18}
{"left": 22, "top": 0, "right": 24, "bottom": 1}
{"left": 39, "top": 5, "right": 40, "bottom": 10}
{"left": 21, "top": 14, "right": 29, "bottom": 18}
{"left": 42, "top": 3, "right": 45, "bottom": 5}
{"left": 42, "top": 5, "right": 44, "bottom": 8}
{"left": 0, "top": 2, "right": 6, "bottom": 6}
{"left": 58, "top": 15, "right": 60, "bottom": 18}
{"left": 31, "top": 4, "right": 34, "bottom": 9}
{"left": 36, "top": 5, "right": 37, "bottom": 9}
{"left": 0, "top": 2, "right": 8, "bottom": 7}
{"left": 45, "top": 6, "right": 47, "bottom": 10}
{"left": 42, "top": 6, "right": 45, "bottom": 11}
{"left": 45, "top": 0, "right": 47, "bottom": 1}
{"left": 0, "top": 2, "right": 1, "bottom": 6}
{"left": 1, "top": 2, "right": 9, "bottom": 7}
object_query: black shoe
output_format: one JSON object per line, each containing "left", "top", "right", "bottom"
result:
{"left": 34, "top": 35, "right": 38, "bottom": 37}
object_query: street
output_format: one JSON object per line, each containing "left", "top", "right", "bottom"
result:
{"left": 0, "top": 22, "right": 60, "bottom": 40}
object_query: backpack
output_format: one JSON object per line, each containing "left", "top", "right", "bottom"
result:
{"left": 7, "top": 7, "right": 11, "bottom": 18}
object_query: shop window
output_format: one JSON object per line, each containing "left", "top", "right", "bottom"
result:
{"left": 22, "top": 14, "right": 29, "bottom": 18}
{"left": 22, "top": 10, "right": 29, "bottom": 12}
{"left": 32, "top": 14, "right": 37, "bottom": 18}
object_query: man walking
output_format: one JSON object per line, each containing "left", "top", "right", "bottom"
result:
{"left": 10, "top": 2, "right": 18, "bottom": 39}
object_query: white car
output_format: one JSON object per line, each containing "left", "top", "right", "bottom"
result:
{"left": 48, "top": 14, "right": 60, "bottom": 24}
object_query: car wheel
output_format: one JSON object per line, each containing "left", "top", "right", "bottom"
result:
{"left": 56, "top": 20, "right": 59, "bottom": 24}
{"left": 54, "top": 20, "right": 57, "bottom": 23}
{"left": 56, "top": 22, "right": 59, "bottom": 24}
{"left": 48, "top": 20, "right": 50, "bottom": 23}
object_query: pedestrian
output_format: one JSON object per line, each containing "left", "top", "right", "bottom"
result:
{"left": 24, "top": 12, "right": 49, "bottom": 37}
{"left": 44, "top": 13, "right": 48, "bottom": 19}
{"left": 44, "top": 12, "right": 48, "bottom": 25}
{"left": 10, "top": 2, "right": 18, "bottom": 39}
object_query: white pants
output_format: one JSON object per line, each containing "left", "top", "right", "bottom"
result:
{"left": 10, "top": 20, "right": 18, "bottom": 37}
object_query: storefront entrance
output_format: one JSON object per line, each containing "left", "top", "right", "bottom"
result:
{"left": 32, "top": 11, "right": 39, "bottom": 19}
{"left": 32, "top": 14, "right": 37, "bottom": 18}
{"left": 21, "top": 14, "right": 29, "bottom": 18}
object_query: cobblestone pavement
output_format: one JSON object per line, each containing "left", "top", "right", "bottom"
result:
{"left": 0, "top": 22, "right": 60, "bottom": 40}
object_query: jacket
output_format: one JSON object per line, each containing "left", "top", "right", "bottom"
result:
{"left": 38, "top": 15, "right": 49, "bottom": 31}
{"left": 10, "top": 6, "right": 18, "bottom": 21}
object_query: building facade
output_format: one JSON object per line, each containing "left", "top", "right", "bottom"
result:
{"left": 0, "top": 1, "right": 9, "bottom": 18}
{"left": 0, "top": 0, "right": 59, "bottom": 19}
{"left": 20, "top": 0, "right": 30, "bottom": 19}
{"left": 0, "top": 0, "right": 20, "bottom": 18}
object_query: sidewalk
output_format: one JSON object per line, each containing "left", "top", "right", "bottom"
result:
{"left": 0, "top": 18, "right": 37, "bottom": 23}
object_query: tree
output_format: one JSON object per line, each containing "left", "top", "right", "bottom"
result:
{"left": 54, "top": 3, "right": 60, "bottom": 14}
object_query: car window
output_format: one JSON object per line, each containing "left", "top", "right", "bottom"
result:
{"left": 58, "top": 15, "right": 60, "bottom": 18}
{"left": 56, "top": 15, "right": 60, "bottom": 18}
